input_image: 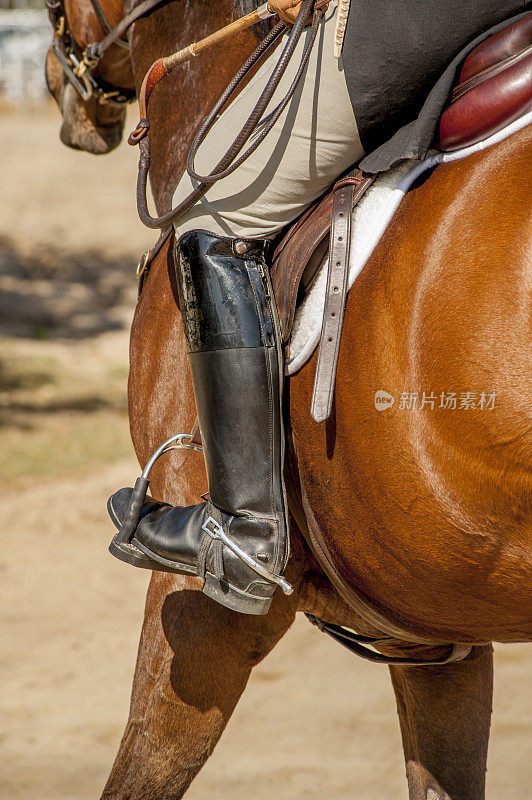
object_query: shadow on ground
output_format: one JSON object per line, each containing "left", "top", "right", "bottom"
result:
{"left": 0, "top": 235, "right": 138, "bottom": 339}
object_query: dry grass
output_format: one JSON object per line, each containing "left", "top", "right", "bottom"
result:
{"left": 0, "top": 337, "right": 132, "bottom": 489}
{"left": 0, "top": 105, "right": 148, "bottom": 489}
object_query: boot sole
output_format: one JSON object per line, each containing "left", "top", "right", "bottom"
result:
{"left": 109, "top": 537, "right": 174, "bottom": 572}
{"left": 109, "top": 532, "right": 196, "bottom": 575}
{"left": 108, "top": 534, "right": 273, "bottom": 615}
{"left": 108, "top": 496, "right": 191, "bottom": 575}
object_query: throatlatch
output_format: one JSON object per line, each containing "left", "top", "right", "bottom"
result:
{"left": 108, "top": 231, "right": 292, "bottom": 615}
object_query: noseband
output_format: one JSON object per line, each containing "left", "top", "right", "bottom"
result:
{"left": 46, "top": 0, "right": 174, "bottom": 106}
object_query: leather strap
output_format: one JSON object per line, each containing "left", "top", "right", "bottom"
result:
{"left": 94, "top": 0, "right": 172, "bottom": 57}
{"left": 306, "top": 615, "right": 473, "bottom": 666}
{"left": 136, "top": 225, "right": 174, "bottom": 295}
{"left": 88, "top": 0, "right": 112, "bottom": 35}
{"left": 189, "top": 417, "right": 203, "bottom": 447}
{"left": 133, "top": 1, "right": 326, "bottom": 228}
{"left": 311, "top": 171, "right": 375, "bottom": 423}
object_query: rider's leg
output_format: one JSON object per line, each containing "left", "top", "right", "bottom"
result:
{"left": 109, "top": 230, "right": 289, "bottom": 615}
{"left": 108, "top": 4, "right": 361, "bottom": 614}
{"left": 172, "top": 0, "right": 363, "bottom": 239}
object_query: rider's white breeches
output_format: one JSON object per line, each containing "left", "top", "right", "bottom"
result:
{"left": 172, "top": 2, "right": 362, "bottom": 240}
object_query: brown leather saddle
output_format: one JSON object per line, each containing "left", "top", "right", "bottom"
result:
{"left": 438, "top": 12, "right": 532, "bottom": 151}
{"left": 269, "top": 10, "right": 532, "bottom": 420}
{"left": 272, "top": 7, "right": 532, "bottom": 346}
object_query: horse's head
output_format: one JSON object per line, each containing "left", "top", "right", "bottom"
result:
{"left": 45, "top": 0, "right": 136, "bottom": 154}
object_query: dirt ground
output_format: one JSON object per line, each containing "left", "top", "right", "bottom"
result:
{"left": 1, "top": 106, "right": 531, "bottom": 800}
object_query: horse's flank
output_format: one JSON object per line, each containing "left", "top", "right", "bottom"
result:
{"left": 127, "top": 125, "right": 532, "bottom": 647}
{"left": 116, "top": 0, "right": 532, "bottom": 645}
{"left": 290, "top": 125, "right": 532, "bottom": 644}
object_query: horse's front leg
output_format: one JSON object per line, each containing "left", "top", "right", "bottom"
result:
{"left": 101, "top": 572, "right": 297, "bottom": 800}
{"left": 389, "top": 645, "right": 493, "bottom": 800}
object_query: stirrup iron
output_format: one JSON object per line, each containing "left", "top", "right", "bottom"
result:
{"left": 112, "top": 432, "right": 203, "bottom": 546}
{"left": 113, "top": 433, "right": 293, "bottom": 596}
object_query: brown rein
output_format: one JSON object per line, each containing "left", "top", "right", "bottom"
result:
{"left": 129, "top": 0, "right": 325, "bottom": 229}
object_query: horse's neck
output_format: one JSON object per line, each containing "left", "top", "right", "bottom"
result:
{"left": 127, "top": 0, "right": 261, "bottom": 211}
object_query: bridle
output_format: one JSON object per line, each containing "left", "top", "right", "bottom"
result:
{"left": 46, "top": 0, "right": 174, "bottom": 106}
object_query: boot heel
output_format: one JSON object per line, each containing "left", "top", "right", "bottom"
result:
{"left": 202, "top": 572, "right": 274, "bottom": 615}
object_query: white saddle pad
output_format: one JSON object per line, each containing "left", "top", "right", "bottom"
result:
{"left": 286, "top": 111, "right": 532, "bottom": 376}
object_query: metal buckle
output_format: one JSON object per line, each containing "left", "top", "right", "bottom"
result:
{"left": 52, "top": 40, "right": 93, "bottom": 101}
{"left": 136, "top": 250, "right": 150, "bottom": 280}
{"left": 202, "top": 516, "right": 293, "bottom": 595}
{"left": 98, "top": 89, "right": 120, "bottom": 104}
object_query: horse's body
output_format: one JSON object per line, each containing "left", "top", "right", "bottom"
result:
{"left": 46, "top": 1, "right": 532, "bottom": 797}
{"left": 292, "top": 129, "right": 532, "bottom": 646}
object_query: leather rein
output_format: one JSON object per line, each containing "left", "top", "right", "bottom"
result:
{"left": 47, "top": 0, "right": 326, "bottom": 228}
{"left": 128, "top": 0, "right": 327, "bottom": 228}
{"left": 46, "top": 0, "right": 173, "bottom": 106}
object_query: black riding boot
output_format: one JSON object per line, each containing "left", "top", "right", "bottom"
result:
{"left": 107, "top": 230, "right": 291, "bottom": 615}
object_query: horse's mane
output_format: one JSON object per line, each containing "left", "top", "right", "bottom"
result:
{"left": 236, "top": 0, "right": 263, "bottom": 13}
{"left": 236, "top": 0, "right": 270, "bottom": 37}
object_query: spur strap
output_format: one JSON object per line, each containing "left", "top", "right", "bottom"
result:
{"left": 311, "top": 171, "right": 375, "bottom": 423}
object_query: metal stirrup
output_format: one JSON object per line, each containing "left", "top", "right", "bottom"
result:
{"left": 113, "top": 433, "right": 203, "bottom": 546}
{"left": 114, "top": 433, "right": 294, "bottom": 595}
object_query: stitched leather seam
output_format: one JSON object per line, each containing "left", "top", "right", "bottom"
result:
{"left": 244, "top": 263, "right": 278, "bottom": 551}
{"left": 451, "top": 44, "right": 532, "bottom": 103}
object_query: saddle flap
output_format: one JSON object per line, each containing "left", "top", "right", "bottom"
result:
{"left": 271, "top": 184, "right": 337, "bottom": 343}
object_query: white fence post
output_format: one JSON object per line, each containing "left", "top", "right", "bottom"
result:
{"left": 0, "top": 9, "right": 50, "bottom": 104}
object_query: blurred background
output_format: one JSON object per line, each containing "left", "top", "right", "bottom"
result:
{"left": 0, "top": 0, "right": 49, "bottom": 105}
{"left": 0, "top": 5, "right": 530, "bottom": 798}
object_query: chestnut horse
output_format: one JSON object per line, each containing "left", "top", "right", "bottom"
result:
{"left": 46, "top": 1, "right": 532, "bottom": 798}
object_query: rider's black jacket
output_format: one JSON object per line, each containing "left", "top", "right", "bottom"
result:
{"left": 340, "top": 0, "right": 531, "bottom": 171}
